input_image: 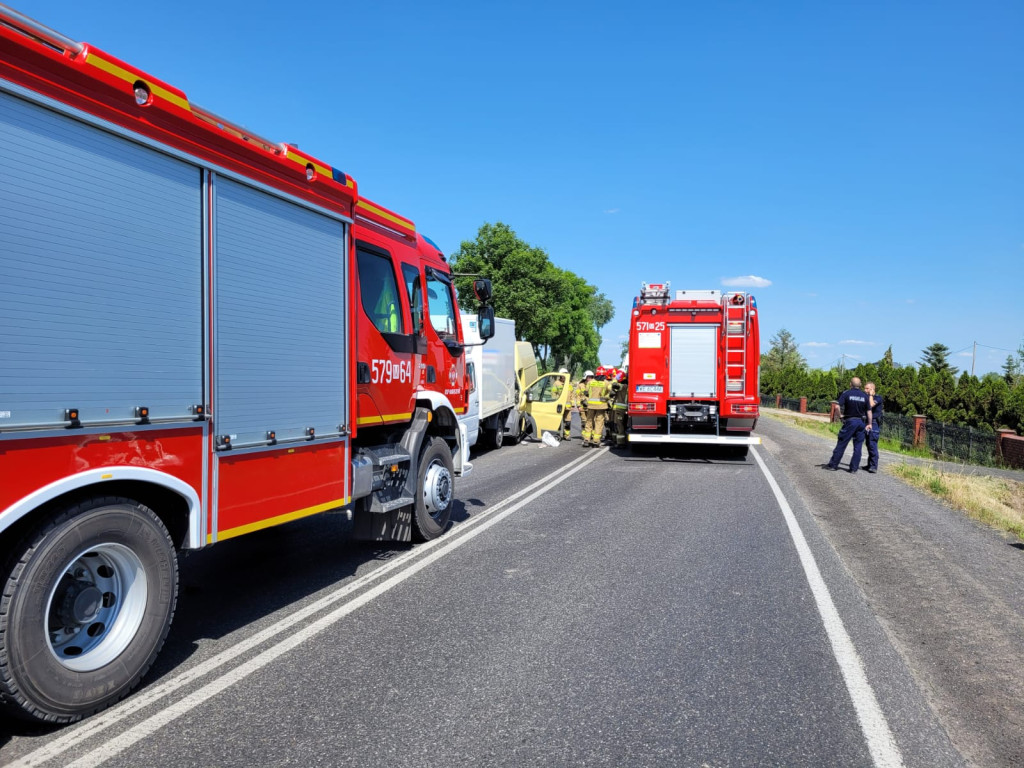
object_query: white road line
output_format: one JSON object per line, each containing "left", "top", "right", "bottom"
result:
{"left": 751, "top": 447, "right": 905, "bottom": 768}
{"left": 15, "top": 448, "right": 608, "bottom": 768}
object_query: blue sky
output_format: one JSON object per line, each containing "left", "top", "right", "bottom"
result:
{"left": 16, "top": 1, "right": 1023, "bottom": 374}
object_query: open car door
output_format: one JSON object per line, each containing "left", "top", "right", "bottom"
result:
{"left": 520, "top": 372, "right": 571, "bottom": 439}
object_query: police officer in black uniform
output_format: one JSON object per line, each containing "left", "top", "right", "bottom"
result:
{"left": 826, "top": 377, "right": 872, "bottom": 473}
{"left": 864, "top": 381, "right": 883, "bottom": 473}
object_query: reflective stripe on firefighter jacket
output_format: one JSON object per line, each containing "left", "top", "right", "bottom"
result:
{"left": 612, "top": 382, "right": 628, "bottom": 410}
{"left": 586, "top": 379, "right": 611, "bottom": 409}
{"left": 573, "top": 382, "right": 588, "bottom": 408}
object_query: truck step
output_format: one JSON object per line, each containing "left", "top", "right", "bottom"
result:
{"left": 377, "top": 496, "right": 414, "bottom": 513}
{"left": 371, "top": 452, "right": 411, "bottom": 466}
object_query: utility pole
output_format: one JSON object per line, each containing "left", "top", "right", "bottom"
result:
{"left": 971, "top": 341, "right": 977, "bottom": 376}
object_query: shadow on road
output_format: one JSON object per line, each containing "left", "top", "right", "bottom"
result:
{"left": 617, "top": 444, "right": 754, "bottom": 464}
{"left": 1, "top": 503, "right": 470, "bottom": 743}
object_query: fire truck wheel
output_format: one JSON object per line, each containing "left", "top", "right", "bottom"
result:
{"left": 0, "top": 496, "right": 178, "bottom": 724}
{"left": 488, "top": 425, "right": 504, "bottom": 450}
{"left": 411, "top": 437, "right": 454, "bottom": 541}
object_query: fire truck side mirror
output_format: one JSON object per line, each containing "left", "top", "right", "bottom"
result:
{"left": 473, "top": 279, "right": 493, "bottom": 302}
{"left": 477, "top": 305, "right": 495, "bottom": 340}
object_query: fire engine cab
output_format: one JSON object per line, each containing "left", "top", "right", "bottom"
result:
{"left": 627, "top": 282, "right": 761, "bottom": 453}
{"left": 0, "top": 6, "right": 492, "bottom": 723}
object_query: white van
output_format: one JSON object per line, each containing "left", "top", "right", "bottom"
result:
{"left": 460, "top": 315, "right": 521, "bottom": 450}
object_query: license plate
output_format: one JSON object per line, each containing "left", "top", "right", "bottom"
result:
{"left": 635, "top": 385, "right": 663, "bottom": 393}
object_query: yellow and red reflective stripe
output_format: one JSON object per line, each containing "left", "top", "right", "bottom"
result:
{"left": 208, "top": 497, "right": 351, "bottom": 543}
{"left": 84, "top": 53, "right": 191, "bottom": 112}
{"left": 356, "top": 411, "right": 414, "bottom": 426}
{"left": 357, "top": 200, "right": 415, "bottom": 233}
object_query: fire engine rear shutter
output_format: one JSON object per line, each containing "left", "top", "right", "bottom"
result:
{"left": 669, "top": 325, "right": 717, "bottom": 398}
{"left": 0, "top": 88, "right": 202, "bottom": 428}
{"left": 213, "top": 177, "right": 347, "bottom": 446}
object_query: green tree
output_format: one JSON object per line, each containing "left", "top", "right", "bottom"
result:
{"left": 1002, "top": 354, "right": 1021, "bottom": 385}
{"left": 449, "top": 222, "right": 609, "bottom": 372}
{"left": 761, "top": 329, "right": 806, "bottom": 372}
{"left": 879, "top": 345, "right": 894, "bottom": 368}
{"left": 919, "top": 342, "right": 958, "bottom": 375}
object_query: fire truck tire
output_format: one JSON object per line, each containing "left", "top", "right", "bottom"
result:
{"left": 0, "top": 496, "right": 178, "bottom": 724}
{"left": 411, "top": 437, "right": 455, "bottom": 541}
{"left": 487, "top": 424, "right": 504, "bottom": 450}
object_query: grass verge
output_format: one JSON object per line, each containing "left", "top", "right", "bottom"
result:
{"left": 888, "top": 462, "right": 1024, "bottom": 540}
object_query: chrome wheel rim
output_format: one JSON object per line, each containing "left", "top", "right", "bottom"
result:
{"left": 46, "top": 543, "right": 148, "bottom": 671}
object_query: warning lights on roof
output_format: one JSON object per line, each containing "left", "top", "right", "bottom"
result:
{"left": 731, "top": 294, "right": 746, "bottom": 305}
{"left": 305, "top": 165, "right": 316, "bottom": 182}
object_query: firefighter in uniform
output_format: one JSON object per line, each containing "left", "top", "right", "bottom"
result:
{"left": 574, "top": 370, "right": 593, "bottom": 441}
{"left": 582, "top": 367, "right": 611, "bottom": 447}
{"left": 609, "top": 368, "right": 628, "bottom": 447}
{"left": 826, "top": 377, "right": 871, "bottom": 473}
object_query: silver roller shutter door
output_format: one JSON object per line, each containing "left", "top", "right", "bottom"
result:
{"left": 0, "top": 89, "right": 202, "bottom": 428}
{"left": 669, "top": 325, "right": 717, "bottom": 398}
{"left": 213, "top": 177, "right": 347, "bottom": 446}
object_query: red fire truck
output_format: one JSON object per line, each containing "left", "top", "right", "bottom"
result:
{"left": 0, "top": 7, "right": 493, "bottom": 723}
{"left": 627, "top": 283, "right": 761, "bottom": 454}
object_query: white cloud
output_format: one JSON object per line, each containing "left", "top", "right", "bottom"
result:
{"left": 604, "top": 208, "right": 620, "bottom": 214}
{"left": 839, "top": 339, "right": 875, "bottom": 345}
{"left": 721, "top": 275, "right": 772, "bottom": 288}
{"left": 803, "top": 341, "right": 830, "bottom": 347}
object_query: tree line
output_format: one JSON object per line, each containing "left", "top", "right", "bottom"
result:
{"left": 762, "top": 330, "right": 1024, "bottom": 434}
{"left": 449, "top": 222, "right": 612, "bottom": 374}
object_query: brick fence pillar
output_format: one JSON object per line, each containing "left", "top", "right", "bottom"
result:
{"left": 799, "top": 397, "right": 807, "bottom": 414}
{"left": 997, "top": 429, "right": 1016, "bottom": 460}
{"left": 775, "top": 394, "right": 782, "bottom": 408}
{"left": 830, "top": 401, "right": 840, "bottom": 423}
{"left": 913, "top": 415, "right": 927, "bottom": 448}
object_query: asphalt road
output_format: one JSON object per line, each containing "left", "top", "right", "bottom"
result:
{"left": 0, "top": 418, "right": 986, "bottom": 767}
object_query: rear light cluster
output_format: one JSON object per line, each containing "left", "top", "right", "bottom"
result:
{"left": 629, "top": 402, "right": 656, "bottom": 412}
{"left": 733, "top": 404, "right": 759, "bottom": 414}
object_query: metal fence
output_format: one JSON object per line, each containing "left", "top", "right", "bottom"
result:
{"left": 879, "top": 412, "right": 915, "bottom": 448}
{"left": 924, "top": 420, "right": 998, "bottom": 465}
{"left": 807, "top": 398, "right": 832, "bottom": 414}
{"left": 779, "top": 397, "right": 802, "bottom": 412}
{"left": 880, "top": 413, "right": 998, "bottom": 465}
